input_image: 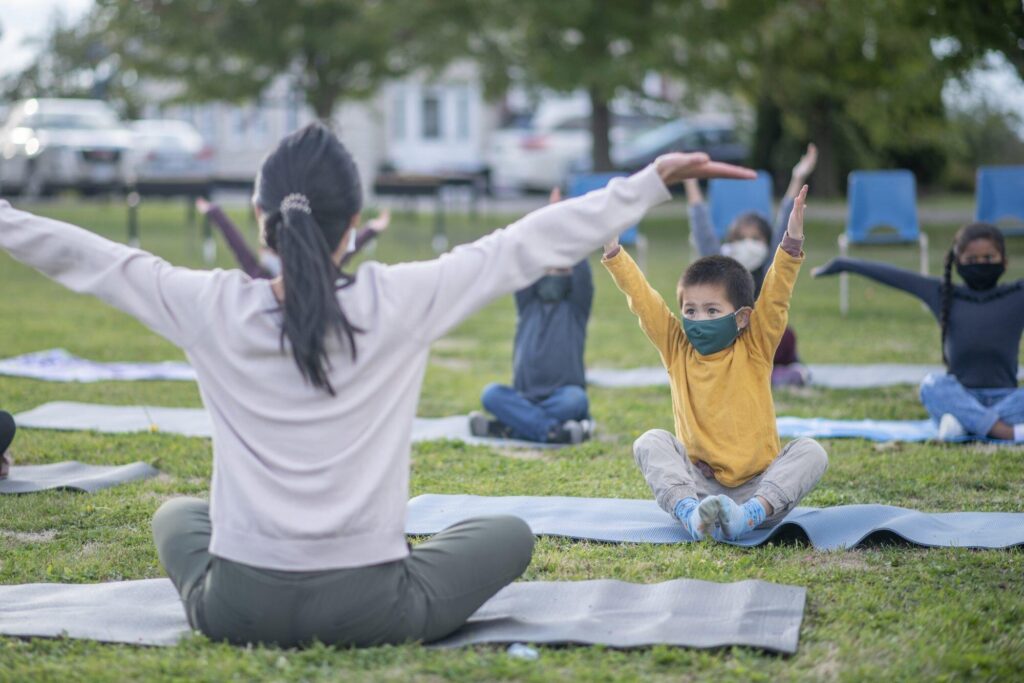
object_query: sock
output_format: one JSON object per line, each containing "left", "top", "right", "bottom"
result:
{"left": 1014, "top": 424, "right": 1024, "bottom": 443}
{"left": 716, "top": 495, "right": 767, "bottom": 541}
{"left": 673, "top": 497, "right": 704, "bottom": 540}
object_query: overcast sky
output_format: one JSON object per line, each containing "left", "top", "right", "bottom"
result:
{"left": 1, "top": 0, "right": 1022, "bottom": 130}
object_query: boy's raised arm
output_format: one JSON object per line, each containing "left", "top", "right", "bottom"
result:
{"left": 748, "top": 185, "right": 807, "bottom": 360}
{"left": 602, "top": 245, "right": 685, "bottom": 366}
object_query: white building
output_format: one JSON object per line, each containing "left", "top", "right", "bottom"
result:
{"left": 144, "top": 61, "right": 498, "bottom": 197}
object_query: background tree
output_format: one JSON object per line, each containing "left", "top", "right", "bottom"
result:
{"left": 96, "top": 0, "right": 464, "bottom": 124}
{"left": 671, "top": 0, "right": 1024, "bottom": 195}
{"left": 454, "top": 0, "right": 687, "bottom": 171}
{"left": 1, "top": 8, "right": 143, "bottom": 117}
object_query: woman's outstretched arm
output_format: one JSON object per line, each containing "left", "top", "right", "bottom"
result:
{"left": 0, "top": 199, "right": 218, "bottom": 348}
{"left": 385, "top": 154, "right": 756, "bottom": 343}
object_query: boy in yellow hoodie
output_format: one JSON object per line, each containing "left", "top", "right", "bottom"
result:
{"left": 602, "top": 186, "right": 827, "bottom": 541}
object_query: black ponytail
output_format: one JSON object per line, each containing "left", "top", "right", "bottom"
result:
{"left": 256, "top": 123, "right": 364, "bottom": 395}
{"left": 939, "top": 222, "right": 1006, "bottom": 369}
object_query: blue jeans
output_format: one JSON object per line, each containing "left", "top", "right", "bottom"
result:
{"left": 919, "top": 372, "right": 1024, "bottom": 436}
{"left": 481, "top": 384, "right": 589, "bottom": 443}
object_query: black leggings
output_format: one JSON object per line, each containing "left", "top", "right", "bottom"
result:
{"left": 0, "top": 411, "right": 14, "bottom": 478}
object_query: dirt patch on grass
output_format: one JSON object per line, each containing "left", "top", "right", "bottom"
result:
{"left": 429, "top": 356, "right": 472, "bottom": 372}
{"left": 1, "top": 529, "right": 57, "bottom": 544}
{"left": 807, "top": 642, "right": 841, "bottom": 682}
{"left": 495, "top": 448, "right": 551, "bottom": 461}
{"left": 433, "top": 337, "right": 479, "bottom": 352}
{"left": 799, "top": 550, "right": 871, "bottom": 572}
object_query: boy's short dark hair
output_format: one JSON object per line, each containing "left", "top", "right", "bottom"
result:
{"left": 677, "top": 255, "right": 756, "bottom": 309}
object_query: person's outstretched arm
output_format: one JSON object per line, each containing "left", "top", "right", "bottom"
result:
{"left": 602, "top": 240, "right": 684, "bottom": 367}
{"left": 768, "top": 143, "right": 817, "bottom": 260}
{"left": 684, "top": 178, "right": 721, "bottom": 257}
{"left": 384, "top": 153, "right": 756, "bottom": 343}
{"left": 812, "top": 257, "right": 942, "bottom": 313}
{"left": 198, "top": 199, "right": 270, "bottom": 279}
{"left": 748, "top": 186, "right": 807, "bottom": 361}
{"left": 0, "top": 200, "right": 218, "bottom": 349}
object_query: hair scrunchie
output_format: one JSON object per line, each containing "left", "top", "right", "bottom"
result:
{"left": 280, "top": 193, "right": 312, "bottom": 215}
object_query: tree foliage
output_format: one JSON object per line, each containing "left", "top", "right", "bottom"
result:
{"left": 451, "top": 0, "right": 688, "bottom": 170}
{"left": 96, "top": 0, "right": 464, "bottom": 121}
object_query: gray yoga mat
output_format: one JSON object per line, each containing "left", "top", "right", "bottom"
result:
{"left": 0, "top": 577, "right": 805, "bottom": 653}
{"left": 407, "top": 495, "right": 1024, "bottom": 550}
{"left": 0, "top": 461, "right": 158, "bottom": 494}
{"left": 14, "top": 402, "right": 557, "bottom": 449}
{"left": 587, "top": 364, "right": 1024, "bottom": 389}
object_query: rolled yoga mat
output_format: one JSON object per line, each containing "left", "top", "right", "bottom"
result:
{"left": 0, "top": 349, "right": 196, "bottom": 383}
{"left": 587, "top": 364, "right": 1024, "bottom": 389}
{"left": 0, "top": 461, "right": 158, "bottom": 494}
{"left": 406, "top": 495, "right": 1024, "bottom": 550}
{"left": 14, "top": 402, "right": 561, "bottom": 449}
{"left": 0, "top": 576, "right": 806, "bottom": 653}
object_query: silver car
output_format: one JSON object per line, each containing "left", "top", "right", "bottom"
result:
{"left": 0, "top": 98, "right": 133, "bottom": 197}
{"left": 128, "top": 119, "right": 215, "bottom": 196}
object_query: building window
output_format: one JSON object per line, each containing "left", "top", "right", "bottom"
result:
{"left": 455, "top": 86, "right": 470, "bottom": 141}
{"left": 421, "top": 92, "right": 442, "bottom": 140}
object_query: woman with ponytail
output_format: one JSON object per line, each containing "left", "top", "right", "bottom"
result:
{"left": 0, "top": 122, "right": 755, "bottom": 647}
{"left": 814, "top": 223, "right": 1024, "bottom": 442}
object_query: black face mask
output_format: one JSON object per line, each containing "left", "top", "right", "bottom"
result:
{"left": 956, "top": 262, "right": 1005, "bottom": 291}
{"left": 536, "top": 275, "right": 572, "bottom": 302}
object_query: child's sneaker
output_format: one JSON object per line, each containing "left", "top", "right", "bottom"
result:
{"left": 579, "top": 419, "right": 597, "bottom": 441}
{"left": 548, "top": 420, "right": 584, "bottom": 444}
{"left": 937, "top": 414, "right": 966, "bottom": 442}
{"left": 468, "top": 412, "right": 512, "bottom": 439}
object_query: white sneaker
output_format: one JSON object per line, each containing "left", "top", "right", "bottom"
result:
{"left": 579, "top": 419, "right": 597, "bottom": 441}
{"left": 938, "top": 414, "right": 966, "bottom": 442}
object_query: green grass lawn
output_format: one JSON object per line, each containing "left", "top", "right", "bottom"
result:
{"left": 1, "top": 196, "right": 1022, "bottom": 682}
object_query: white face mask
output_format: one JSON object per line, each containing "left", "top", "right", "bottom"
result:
{"left": 721, "top": 238, "right": 769, "bottom": 272}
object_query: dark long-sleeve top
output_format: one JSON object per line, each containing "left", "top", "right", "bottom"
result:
{"left": 512, "top": 259, "right": 593, "bottom": 400}
{"left": 207, "top": 205, "right": 378, "bottom": 279}
{"left": 689, "top": 197, "right": 795, "bottom": 294}
{"left": 819, "top": 257, "right": 1024, "bottom": 389}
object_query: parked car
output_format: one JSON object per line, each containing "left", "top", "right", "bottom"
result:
{"left": 569, "top": 116, "right": 749, "bottom": 175}
{"left": 0, "top": 98, "right": 134, "bottom": 197}
{"left": 486, "top": 96, "right": 668, "bottom": 193}
{"left": 128, "top": 119, "right": 215, "bottom": 197}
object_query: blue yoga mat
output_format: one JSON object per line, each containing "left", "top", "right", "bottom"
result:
{"left": 776, "top": 417, "right": 937, "bottom": 442}
{"left": 406, "top": 495, "right": 1024, "bottom": 550}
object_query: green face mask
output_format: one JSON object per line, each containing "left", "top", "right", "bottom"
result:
{"left": 682, "top": 312, "right": 741, "bottom": 355}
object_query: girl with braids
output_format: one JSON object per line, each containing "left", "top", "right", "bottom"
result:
{"left": 814, "top": 223, "right": 1024, "bottom": 442}
{"left": 0, "top": 122, "right": 755, "bottom": 647}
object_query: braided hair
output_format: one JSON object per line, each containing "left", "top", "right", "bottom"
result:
{"left": 255, "top": 123, "right": 364, "bottom": 395}
{"left": 939, "top": 222, "right": 1006, "bottom": 367}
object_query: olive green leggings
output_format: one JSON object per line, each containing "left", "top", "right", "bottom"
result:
{"left": 152, "top": 497, "right": 534, "bottom": 648}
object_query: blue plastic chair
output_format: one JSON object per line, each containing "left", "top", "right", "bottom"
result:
{"left": 708, "top": 171, "right": 774, "bottom": 238}
{"left": 839, "top": 170, "right": 929, "bottom": 315}
{"left": 567, "top": 172, "right": 648, "bottom": 269}
{"left": 976, "top": 165, "right": 1024, "bottom": 236}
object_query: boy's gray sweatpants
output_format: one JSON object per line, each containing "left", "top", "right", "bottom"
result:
{"left": 152, "top": 497, "right": 534, "bottom": 648}
{"left": 633, "top": 429, "right": 828, "bottom": 526}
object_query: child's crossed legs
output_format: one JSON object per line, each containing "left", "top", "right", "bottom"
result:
{"left": 632, "top": 429, "right": 827, "bottom": 540}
